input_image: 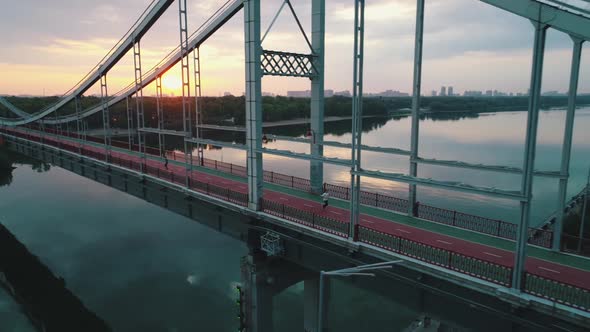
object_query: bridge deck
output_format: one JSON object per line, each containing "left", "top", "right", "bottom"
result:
{"left": 2, "top": 127, "right": 590, "bottom": 311}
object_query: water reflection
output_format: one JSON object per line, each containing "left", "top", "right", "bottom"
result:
{"left": 0, "top": 147, "right": 51, "bottom": 187}
{"left": 132, "top": 108, "right": 590, "bottom": 225}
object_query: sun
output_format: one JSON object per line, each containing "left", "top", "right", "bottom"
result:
{"left": 162, "top": 74, "right": 182, "bottom": 94}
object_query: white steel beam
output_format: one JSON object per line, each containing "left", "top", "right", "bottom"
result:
{"left": 409, "top": 0, "right": 425, "bottom": 217}
{"left": 179, "top": 0, "right": 192, "bottom": 188}
{"left": 139, "top": 127, "right": 187, "bottom": 137}
{"left": 349, "top": 0, "right": 366, "bottom": 240}
{"left": 259, "top": 147, "right": 352, "bottom": 167}
{"left": 416, "top": 157, "right": 564, "bottom": 178}
{"left": 0, "top": 0, "right": 174, "bottom": 126}
{"left": 133, "top": 40, "right": 146, "bottom": 171}
{"left": 156, "top": 74, "right": 165, "bottom": 156}
{"left": 310, "top": 0, "right": 325, "bottom": 194}
{"left": 553, "top": 37, "right": 584, "bottom": 251}
{"left": 479, "top": 0, "right": 590, "bottom": 40}
{"left": 100, "top": 72, "right": 111, "bottom": 162}
{"left": 356, "top": 169, "right": 526, "bottom": 201}
{"left": 185, "top": 137, "right": 247, "bottom": 150}
{"left": 512, "top": 22, "right": 547, "bottom": 291}
{"left": 245, "top": 0, "right": 264, "bottom": 210}
{"left": 1, "top": 0, "right": 242, "bottom": 126}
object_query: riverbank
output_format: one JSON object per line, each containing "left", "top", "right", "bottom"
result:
{"left": 0, "top": 223, "right": 111, "bottom": 332}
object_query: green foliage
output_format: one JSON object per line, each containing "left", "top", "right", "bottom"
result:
{"left": 4, "top": 94, "right": 590, "bottom": 130}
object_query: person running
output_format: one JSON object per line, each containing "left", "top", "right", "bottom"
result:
{"left": 321, "top": 191, "right": 329, "bottom": 209}
{"left": 164, "top": 155, "right": 169, "bottom": 169}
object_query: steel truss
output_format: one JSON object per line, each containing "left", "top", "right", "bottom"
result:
{"left": 125, "top": 96, "right": 134, "bottom": 151}
{"left": 553, "top": 37, "right": 585, "bottom": 250}
{"left": 100, "top": 72, "right": 111, "bottom": 162}
{"left": 179, "top": 0, "right": 192, "bottom": 188}
{"left": 512, "top": 21, "right": 547, "bottom": 290}
{"left": 133, "top": 39, "right": 146, "bottom": 171}
{"left": 349, "top": 0, "right": 365, "bottom": 240}
{"left": 261, "top": 50, "right": 317, "bottom": 78}
{"left": 75, "top": 95, "right": 84, "bottom": 153}
{"left": 193, "top": 47, "right": 203, "bottom": 166}
{"left": 156, "top": 75, "right": 165, "bottom": 156}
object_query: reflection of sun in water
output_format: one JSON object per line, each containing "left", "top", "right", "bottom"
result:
{"left": 162, "top": 75, "right": 182, "bottom": 94}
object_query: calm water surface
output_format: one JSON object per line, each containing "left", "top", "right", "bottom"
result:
{"left": 1, "top": 107, "right": 588, "bottom": 331}
{"left": 0, "top": 155, "right": 417, "bottom": 331}
{"left": 199, "top": 107, "right": 590, "bottom": 226}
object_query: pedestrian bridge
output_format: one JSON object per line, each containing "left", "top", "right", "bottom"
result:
{"left": 1, "top": 126, "right": 588, "bottom": 321}
{"left": 1, "top": 0, "right": 590, "bottom": 330}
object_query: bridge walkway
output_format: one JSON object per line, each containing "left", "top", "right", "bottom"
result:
{"left": 2, "top": 127, "right": 589, "bottom": 313}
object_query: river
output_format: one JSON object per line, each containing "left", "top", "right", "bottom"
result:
{"left": 196, "top": 107, "right": 590, "bottom": 226}
{"left": 1, "top": 107, "right": 588, "bottom": 331}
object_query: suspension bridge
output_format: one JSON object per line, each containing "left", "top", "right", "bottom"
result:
{"left": 1, "top": 0, "right": 590, "bottom": 331}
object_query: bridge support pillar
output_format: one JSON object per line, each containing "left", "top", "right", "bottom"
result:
{"left": 241, "top": 255, "right": 274, "bottom": 332}
{"left": 310, "top": 0, "right": 325, "bottom": 194}
{"left": 303, "top": 275, "right": 331, "bottom": 332}
{"left": 513, "top": 21, "right": 547, "bottom": 290}
{"left": 244, "top": 0, "right": 263, "bottom": 210}
{"left": 553, "top": 37, "right": 584, "bottom": 251}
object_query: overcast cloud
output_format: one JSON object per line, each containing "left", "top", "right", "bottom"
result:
{"left": 0, "top": 0, "right": 588, "bottom": 96}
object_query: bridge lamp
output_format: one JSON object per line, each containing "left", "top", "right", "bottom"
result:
{"left": 317, "top": 260, "right": 404, "bottom": 331}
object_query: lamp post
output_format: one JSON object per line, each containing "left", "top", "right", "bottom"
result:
{"left": 317, "top": 260, "right": 404, "bottom": 331}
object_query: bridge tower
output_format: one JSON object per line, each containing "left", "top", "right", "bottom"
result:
{"left": 244, "top": 0, "right": 264, "bottom": 210}
{"left": 246, "top": 0, "right": 327, "bottom": 209}
{"left": 310, "top": 0, "right": 326, "bottom": 194}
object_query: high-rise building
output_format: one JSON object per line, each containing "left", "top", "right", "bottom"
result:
{"left": 485, "top": 90, "right": 493, "bottom": 97}
{"left": 431, "top": 90, "right": 437, "bottom": 97}
{"left": 448, "top": 86, "right": 454, "bottom": 97}
{"left": 440, "top": 86, "right": 446, "bottom": 97}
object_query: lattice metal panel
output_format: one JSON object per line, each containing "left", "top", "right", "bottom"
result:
{"left": 260, "top": 231, "right": 283, "bottom": 256}
{"left": 261, "top": 50, "right": 317, "bottom": 78}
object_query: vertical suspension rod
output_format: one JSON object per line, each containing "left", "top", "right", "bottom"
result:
{"left": 553, "top": 37, "right": 584, "bottom": 251}
{"left": 408, "top": 0, "right": 425, "bottom": 216}
{"left": 75, "top": 95, "right": 83, "bottom": 154}
{"left": 156, "top": 74, "right": 165, "bottom": 157}
{"left": 100, "top": 71, "right": 111, "bottom": 162}
{"left": 193, "top": 47, "right": 203, "bottom": 166}
{"left": 133, "top": 39, "right": 146, "bottom": 171}
{"left": 179, "top": 0, "right": 192, "bottom": 187}
{"left": 512, "top": 21, "right": 547, "bottom": 291}
{"left": 348, "top": 0, "right": 365, "bottom": 240}
{"left": 126, "top": 96, "right": 134, "bottom": 151}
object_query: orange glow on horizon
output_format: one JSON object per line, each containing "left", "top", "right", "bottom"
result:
{"left": 162, "top": 74, "right": 182, "bottom": 96}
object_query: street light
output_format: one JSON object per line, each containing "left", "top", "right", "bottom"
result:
{"left": 317, "top": 260, "right": 404, "bottom": 331}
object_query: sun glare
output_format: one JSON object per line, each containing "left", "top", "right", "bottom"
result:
{"left": 162, "top": 74, "right": 182, "bottom": 94}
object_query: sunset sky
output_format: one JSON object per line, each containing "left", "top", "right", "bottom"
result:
{"left": 0, "top": 0, "right": 589, "bottom": 97}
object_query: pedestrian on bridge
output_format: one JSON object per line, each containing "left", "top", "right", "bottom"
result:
{"left": 164, "top": 154, "right": 169, "bottom": 170}
{"left": 321, "top": 191, "right": 329, "bottom": 209}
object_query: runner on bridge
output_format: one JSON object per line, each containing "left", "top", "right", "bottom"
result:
{"left": 321, "top": 191, "right": 329, "bottom": 209}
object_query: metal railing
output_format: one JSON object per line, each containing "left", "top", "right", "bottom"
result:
{"left": 167, "top": 150, "right": 553, "bottom": 248}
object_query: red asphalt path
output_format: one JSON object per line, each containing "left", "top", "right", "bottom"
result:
{"left": 8, "top": 128, "right": 590, "bottom": 290}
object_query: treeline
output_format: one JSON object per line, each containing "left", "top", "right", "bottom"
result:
{"left": 2, "top": 95, "right": 589, "bottom": 128}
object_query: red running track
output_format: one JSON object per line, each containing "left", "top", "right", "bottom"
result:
{"left": 8, "top": 128, "right": 590, "bottom": 290}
